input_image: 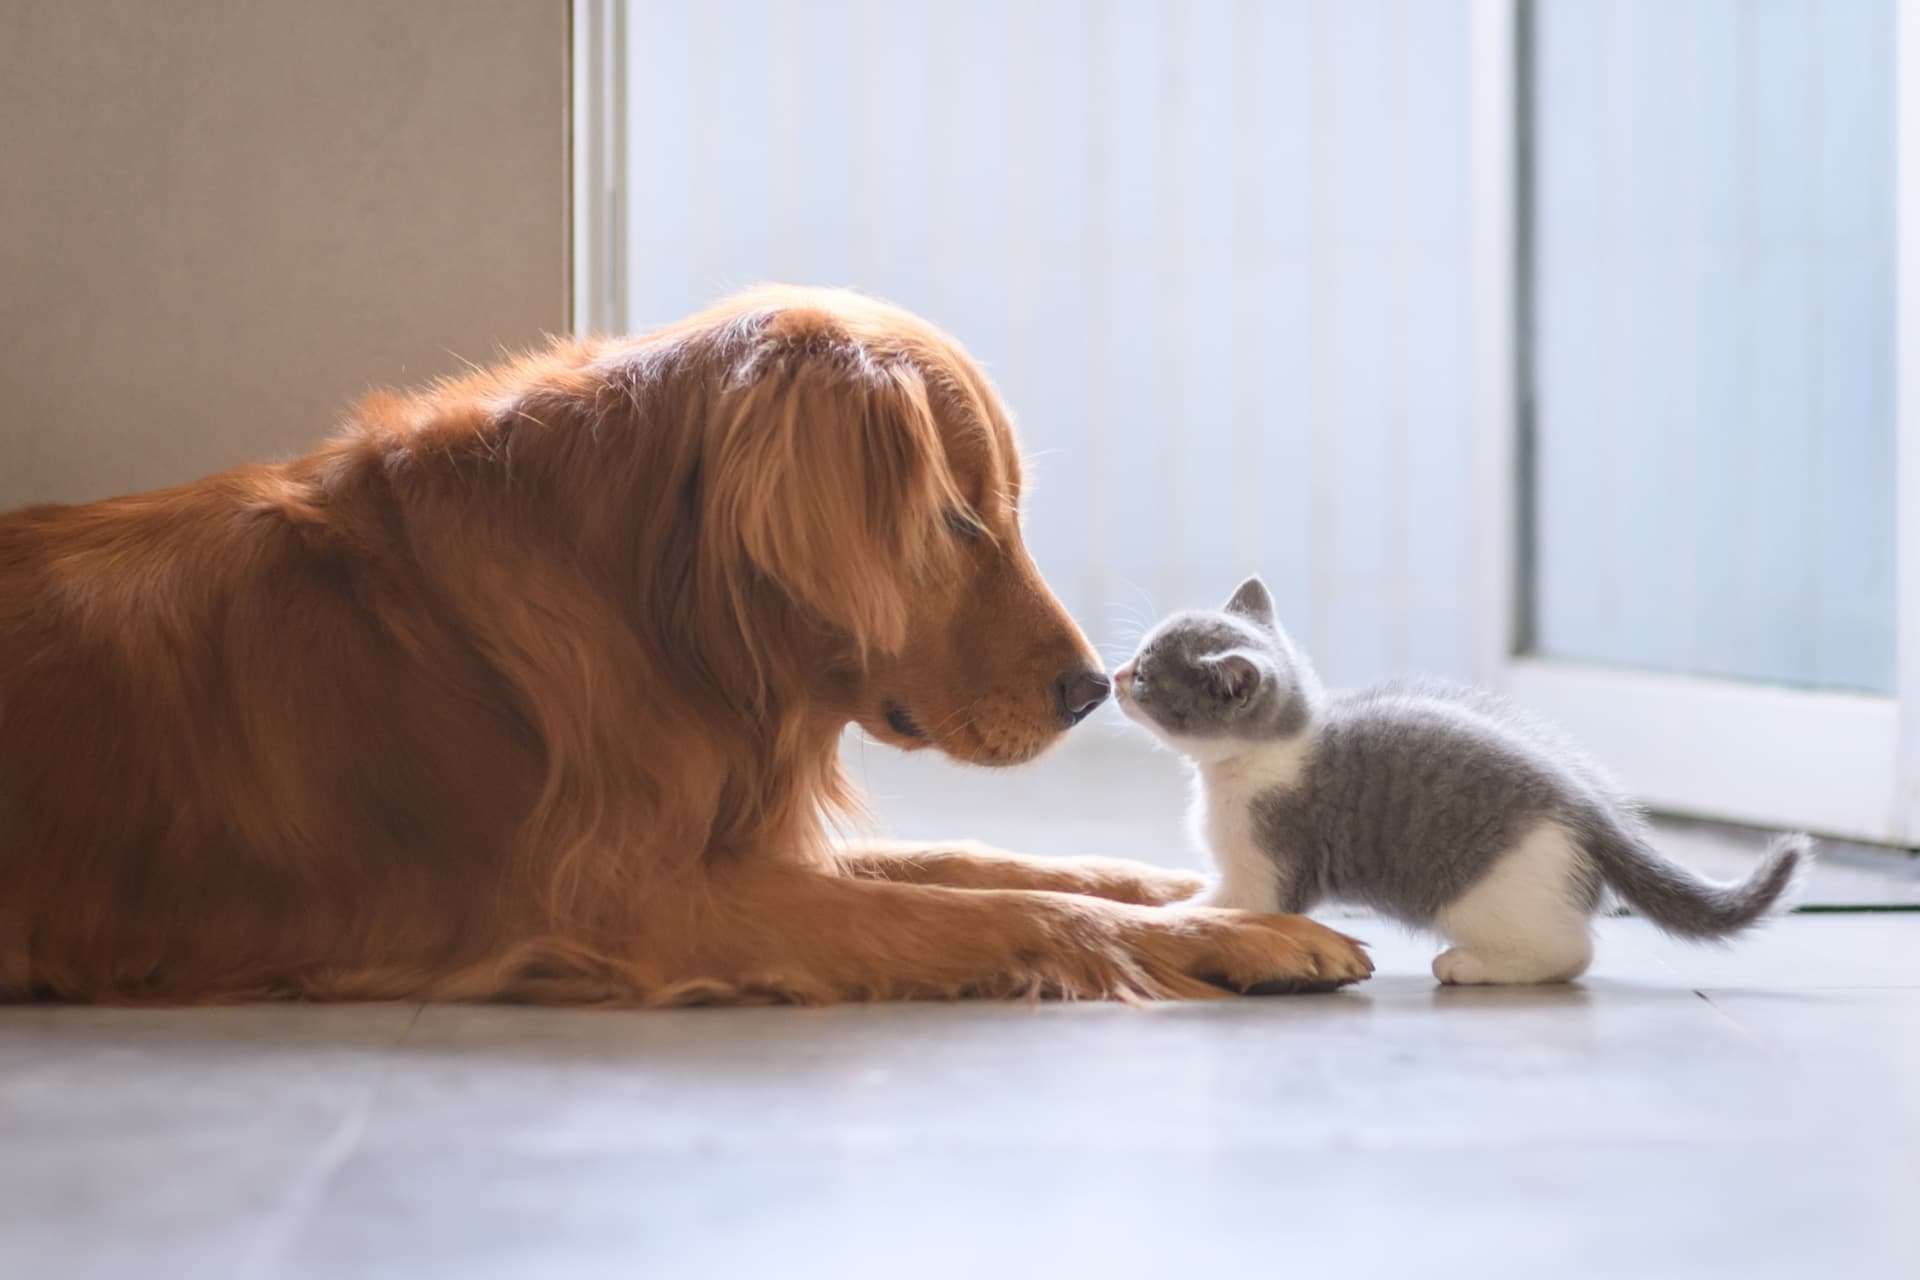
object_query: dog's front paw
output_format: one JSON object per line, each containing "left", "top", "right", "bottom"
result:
{"left": 1118, "top": 907, "right": 1374, "bottom": 997}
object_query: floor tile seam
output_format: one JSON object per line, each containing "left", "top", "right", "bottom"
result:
{"left": 239, "top": 1005, "right": 425, "bottom": 1279}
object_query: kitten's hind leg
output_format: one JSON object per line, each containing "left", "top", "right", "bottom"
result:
{"left": 1431, "top": 822, "right": 1595, "bottom": 985}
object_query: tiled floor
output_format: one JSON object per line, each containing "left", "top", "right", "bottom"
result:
{"left": 5, "top": 737, "right": 1918, "bottom": 1279}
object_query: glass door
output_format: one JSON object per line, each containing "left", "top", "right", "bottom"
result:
{"left": 1469, "top": 0, "right": 1918, "bottom": 846}
{"left": 1529, "top": 0, "right": 1894, "bottom": 696}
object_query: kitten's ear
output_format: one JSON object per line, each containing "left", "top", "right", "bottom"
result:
{"left": 1224, "top": 576, "right": 1275, "bottom": 627}
{"left": 1204, "top": 650, "right": 1270, "bottom": 705}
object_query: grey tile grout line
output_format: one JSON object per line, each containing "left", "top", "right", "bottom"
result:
{"left": 243, "top": 1005, "right": 425, "bottom": 1280}
{"left": 1688, "top": 988, "right": 1796, "bottom": 1062}
{"left": 1691, "top": 985, "right": 1920, "bottom": 1177}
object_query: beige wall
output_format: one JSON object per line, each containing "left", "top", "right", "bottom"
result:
{"left": 0, "top": 0, "right": 570, "bottom": 510}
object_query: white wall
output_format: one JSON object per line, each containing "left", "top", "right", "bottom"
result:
{"left": 0, "top": 0, "right": 569, "bottom": 511}
{"left": 621, "top": 0, "right": 1476, "bottom": 690}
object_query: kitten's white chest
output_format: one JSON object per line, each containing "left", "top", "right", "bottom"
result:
{"left": 1187, "top": 735, "right": 1314, "bottom": 912}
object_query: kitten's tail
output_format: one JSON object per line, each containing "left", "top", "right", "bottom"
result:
{"left": 1583, "top": 823, "right": 1813, "bottom": 941}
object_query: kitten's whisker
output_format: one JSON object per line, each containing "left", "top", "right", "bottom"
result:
{"left": 1111, "top": 575, "right": 1163, "bottom": 620}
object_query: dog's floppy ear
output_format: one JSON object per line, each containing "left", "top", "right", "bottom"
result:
{"left": 706, "top": 314, "right": 961, "bottom": 653}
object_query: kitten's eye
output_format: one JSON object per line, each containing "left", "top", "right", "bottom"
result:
{"left": 944, "top": 507, "right": 985, "bottom": 542}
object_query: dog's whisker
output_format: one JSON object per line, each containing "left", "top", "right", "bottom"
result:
{"left": 926, "top": 696, "right": 989, "bottom": 738}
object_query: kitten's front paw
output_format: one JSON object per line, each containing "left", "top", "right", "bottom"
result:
{"left": 1432, "top": 947, "right": 1493, "bottom": 986}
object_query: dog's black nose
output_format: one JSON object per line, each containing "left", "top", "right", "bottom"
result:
{"left": 1055, "top": 669, "right": 1112, "bottom": 726}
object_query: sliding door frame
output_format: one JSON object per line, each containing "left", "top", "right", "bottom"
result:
{"left": 570, "top": 0, "right": 627, "bottom": 336}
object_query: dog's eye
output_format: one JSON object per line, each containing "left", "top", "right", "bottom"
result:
{"left": 944, "top": 507, "right": 985, "bottom": 542}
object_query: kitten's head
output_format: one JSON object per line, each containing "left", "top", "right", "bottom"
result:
{"left": 1113, "top": 576, "right": 1320, "bottom": 760}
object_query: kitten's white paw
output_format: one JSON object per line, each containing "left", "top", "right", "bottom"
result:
{"left": 1432, "top": 947, "right": 1494, "bottom": 985}
{"left": 1432, "top": 945, "right": 1588, "bottom": 985}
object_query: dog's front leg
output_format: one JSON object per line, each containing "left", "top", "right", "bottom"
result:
{"left": 834, "top": 839, "right": 1205, "bottom": 906}
{"left": 669, "top": 866, "right": 1370, "bottom": 1003}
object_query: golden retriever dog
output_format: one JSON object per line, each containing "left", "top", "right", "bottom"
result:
{"left": 0, "top": 286, "right": 1371, "bottom": 1004}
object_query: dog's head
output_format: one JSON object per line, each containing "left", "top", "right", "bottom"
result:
{"left": 689, "top": 287, "right": 1105, "bottom": 767}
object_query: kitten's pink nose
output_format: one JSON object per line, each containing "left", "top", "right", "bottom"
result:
{"left": 1113, "top": 660, "right": 1137, "bottom": 690}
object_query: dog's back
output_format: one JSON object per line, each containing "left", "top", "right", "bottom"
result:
{"left": 0, "top": 466, "right": 542, "bottom": 1001}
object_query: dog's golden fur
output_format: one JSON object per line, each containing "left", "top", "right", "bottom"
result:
{"left": 0, "top": 286, "right": 1370, "bottom": 1004}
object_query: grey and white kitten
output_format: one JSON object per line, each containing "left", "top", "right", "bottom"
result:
{"left": 1114, "top": 576, "right": 1811, "bottom": 985}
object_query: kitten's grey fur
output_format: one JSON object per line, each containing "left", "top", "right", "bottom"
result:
{"left": 1115, "top": 576, "right": 1812, "bottom": 985}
